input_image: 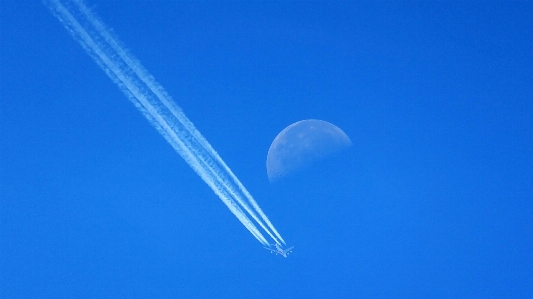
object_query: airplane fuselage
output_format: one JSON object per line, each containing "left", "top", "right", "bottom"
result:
{"left": 264, "top": 243, "right": 294, "bottom": 258}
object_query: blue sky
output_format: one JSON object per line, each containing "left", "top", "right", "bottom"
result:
{"left": 1, "top": 1, "right": 532, "bottom": 298}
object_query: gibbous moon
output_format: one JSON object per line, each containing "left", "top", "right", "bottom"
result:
{"left": 266, "top": 119, "right": 352, "bottom": 182}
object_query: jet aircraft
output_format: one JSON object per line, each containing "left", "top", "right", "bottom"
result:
{"left": 264, "top": 243, "right": 294, "bottom": 258}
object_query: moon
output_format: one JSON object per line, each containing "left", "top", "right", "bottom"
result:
{"left": 266, "top": 119, "right": 352, "bottom": 182}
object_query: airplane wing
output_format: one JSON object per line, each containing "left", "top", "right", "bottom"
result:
{"left": 263, "top": 246, "right": 275, "bottom": 252}
{"left": 284, "top": 246, "right": 294, "bottom": 254}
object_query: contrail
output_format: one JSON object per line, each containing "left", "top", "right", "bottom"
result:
{"left": 45, "top": 0, "right": 284, "bottom": 246}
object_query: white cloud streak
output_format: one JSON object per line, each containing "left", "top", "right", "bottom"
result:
{"left": 45, "top": 0, "right": 284, "bottom": 246}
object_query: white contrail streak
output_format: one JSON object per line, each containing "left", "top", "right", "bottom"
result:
{"left": 71, "top": 2, "right": 285, "bottom": 245}
{"left": 45, "top": 0, "right": 285, "bottom": 246}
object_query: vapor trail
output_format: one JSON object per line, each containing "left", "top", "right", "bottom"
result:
{"left": 71, "top": 2, "right": 285, "bottom": 245}
{"left": 45, "top": 0, "right": 284, "bottom": 246}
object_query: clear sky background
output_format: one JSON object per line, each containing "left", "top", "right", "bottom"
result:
{"left": 1, "top": 1, "right": 532, "bottom": 298}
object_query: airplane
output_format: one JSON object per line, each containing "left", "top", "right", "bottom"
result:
{"left": 264, "top": 243, "right": 294, "bottom": 258}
